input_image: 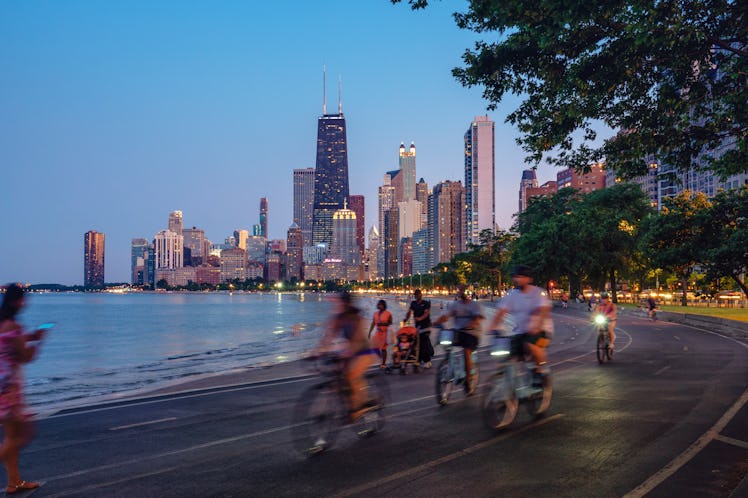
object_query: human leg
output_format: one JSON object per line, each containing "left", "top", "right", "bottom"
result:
{"left": 1, "top": 419, "right": 37, "bottom": 492}
{"left": 345, "top": 354, "right": 376, "bottom": 411}
{"left": 608, "top": 321, "right": 616, "bottom": 348}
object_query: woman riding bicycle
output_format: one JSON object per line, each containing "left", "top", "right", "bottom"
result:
{"left": 597, "top": 292, "right": 617, "bottom": 351}
{"left": 317, "top": 291, "right": 378, "bottom": 421}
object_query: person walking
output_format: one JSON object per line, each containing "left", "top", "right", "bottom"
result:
{"left": 404, "top": 289, "right": 434, "bottom": 368}
{"left": 0, "top": 284, "right": 47, "bottom": 495}
{"left": 368, "top": 300, "right": 392, "bottom": 369}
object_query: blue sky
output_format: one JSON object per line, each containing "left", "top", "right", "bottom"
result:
{"left": 1, "top": 0, "right": 562, "bottom": 285}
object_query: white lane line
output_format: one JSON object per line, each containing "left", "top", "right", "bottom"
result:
{"left": 715, "top": 434, "right": 748, "bottom": 451}
{"left": 674, "top": 335, "right": 681, "bottom": 341}
{"left": 109, "top": 417, "right": 177, "bottom": 431}
{"left": 331, "top": 414, "right": 565, "bottom": 498}
{"left": 624, "top": 388, "right": 748, "bottom": 498}
{"left": 44, "top": 466, "right": 181, "bottom": 498}
{"left": 653, "top": 366, "right": 671, "bottom": 376}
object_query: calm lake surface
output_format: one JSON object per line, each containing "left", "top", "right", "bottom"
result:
{"left": 17, "top": 292, "right": 401, "bottom": 412}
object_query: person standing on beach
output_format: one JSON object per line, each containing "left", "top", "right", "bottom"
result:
{"left": 0, "top": 284, "right": 46, "bottom": 495}
{"left": 403, "top": 289, "right": 434, "bottom": 368}
{"left": 368, "top": 300, "right": 392, "bottom": 369}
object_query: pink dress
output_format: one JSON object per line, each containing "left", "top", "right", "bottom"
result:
{"left": 0, "top": 328, "right": 30, "bottom": 421}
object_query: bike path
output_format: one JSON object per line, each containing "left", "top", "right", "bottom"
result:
{"left": 18, "top": 309, "right": 748, "bottom": 497}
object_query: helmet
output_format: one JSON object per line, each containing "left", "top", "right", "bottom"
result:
{"left": 511, "top": 264, "right": 534, "bottom": 278}
{"left": 600, "top": 292, "right": 610, "bottom": 299}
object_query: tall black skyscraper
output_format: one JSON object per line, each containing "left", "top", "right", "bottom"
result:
{"left": 312, "top": 72, "right": 349, "bottom": 247}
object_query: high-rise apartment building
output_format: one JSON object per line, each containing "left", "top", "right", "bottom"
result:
{"left": 399, "top": 237, "right": 412, "bottom": 277}
{"left": 233, "top": 229, "right": 250, "bottom": 251}
{"left": 183, "top": 227, "right": 206, "bottom": 265}
{"left": 557, "top": 163, "right": 606, "bottom": 193}
{"left": 411, "top": 228, "right": 429, "bottom": 275}
{"left": 518, "top": 170, "right": 539, "bottom": 213}
{"left": 465, "top": 116, "right": 495, "bottom": 243}
{"left": 399, "top": 142, "right": 417, "bottom": 201}
{"left": 168, "top": 211, "right": 183, "bottom": 236}
{"left": 384, "top": 208, "right": 400, "bottom": 278}
{"left": 154, "top": 229, "right": 184, "bottom": 270}
{"left": 286, "top": 224, "right": 303, "bottom": 281}
{"left": 293, "top": 167, "right": 315, "bottom": 246}
{"left": 416, "top": 178, "right": 429, "bottom": 229}
{"left": 84, "top": 230, "right": 105, "bottom": 288}
{"left": 332, "top": 203, "right": 360, "bottom": 268}
{"left": 432, "top": 181, "right": 465, "bottom": 265}
{"left": 348, "top": 194, "right": 365, "bottom": 257}
{"left": 131, "top": 238, "right": 149, "bottom": 284}
{"left": 367, "top": 226, "right": 379, "bottom": 281}
{"left": 220, "top": 247, "right": 247, "bottom": 283}
{"left": 398, "top": 199, "right": 422, "bottom": 240}
{"left": 246, "top": 236, "right": 267, "bottom": 263}
{"left": 377, "top": 177, "right": 396, "bottom": 278}
{"left": 312, "top": 81, "right": 349, "bottom": 247}
{"left": 259, "top": 198, "right": 268, "bottom": 238}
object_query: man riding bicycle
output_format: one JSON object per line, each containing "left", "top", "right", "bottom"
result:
{"left": 434, "top": 285, "right": 484, "bottom": 395}
{"left": 488, "top": 265, "right": 553, "bottom": 380}
{"left": 597, "top": 292, "right": 617, "bottom": 351}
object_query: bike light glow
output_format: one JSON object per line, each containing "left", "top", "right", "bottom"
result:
{"left": 440, "top": 340, "right": 453, "bottom": 345}
{"left": 594, "top": 314, "right": 607, "bottom": 325}
{"left": 490, "top": 350, "right": 510, "bottom": 356}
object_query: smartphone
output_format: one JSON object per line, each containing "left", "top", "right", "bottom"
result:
{"left": 37, "top": 323, "right": 56, "bottom": 331}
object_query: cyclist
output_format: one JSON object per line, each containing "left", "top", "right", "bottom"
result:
{"left": 317, "top": 291, "right": 378, "bottom": 420}
{"left": 488, "top": 265, "right": 553, "bottom": 381}
{"left": 647, "top": 295, "right": 657, "bottom": 321}
{"left": 434, "top": 285, "right": 484, "bottom": 395}
{"left": 367, "top": 300, "right": 392, "bottom": 369}
{"left": 597, "top": 292, "right": 617, "bottom": 351}
{"left": 403, "top": 289, "right": 434, "bottom": 368}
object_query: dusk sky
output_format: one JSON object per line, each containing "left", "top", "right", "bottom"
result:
{"left": 1, "top": 1, "right": 567, "bottom": 285}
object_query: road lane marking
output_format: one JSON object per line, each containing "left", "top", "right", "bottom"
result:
{"left": 715, "top": 434, "right": 748, "bottom": 451}
{"left": 331, "top": 413, "right": 565, "bottom": 498}
{"left": 653, "top": 366, "right": 671, "bottom": 376}
{"left": 109, "top": 417, "right": 177, "bottom": 431}
{"left": 624, "top": 388, "right": 748, "bottom": 498}
{"left": 44, "top": 466, "right": 181, "bottom": 498}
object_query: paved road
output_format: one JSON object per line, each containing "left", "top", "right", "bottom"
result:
{"left": 19, "top": 307, "right": 748, "bottom": 497}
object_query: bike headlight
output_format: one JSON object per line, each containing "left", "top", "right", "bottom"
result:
{"left": 594, "top": 314, "right": 607, "bottom": 325}
{"left": 439, "top": 339, "right": 453, "bottom": 345}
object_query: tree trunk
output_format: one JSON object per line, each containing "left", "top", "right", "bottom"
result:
{"left": 680, "top": 277, "right": 688, "bottom": 307}
{"left": 731, "top": 274, "right": 748, "bottom": 301}
{"left": 609, "top": 268, "right": 618, "bottom": 303}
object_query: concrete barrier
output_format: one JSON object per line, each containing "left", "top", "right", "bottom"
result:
{"left": 659, "top": 311, "right": 748, "bottom": 340}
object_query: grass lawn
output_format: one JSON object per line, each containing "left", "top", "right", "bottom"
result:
{"left": 659, "top": 305, "right": 748, "bottom": 323}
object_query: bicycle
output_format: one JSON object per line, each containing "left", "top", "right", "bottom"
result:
{"left": 594, "top": 314, "right": 612, "bottom": 363}
{"left": 434, "top": 328, "right": 479, "bottom": 406}
{"left": 481, "top": 334, "right": 552, "bottom": 430}
{"left": 291, "top": 355, "right": 389, "bottom": 456}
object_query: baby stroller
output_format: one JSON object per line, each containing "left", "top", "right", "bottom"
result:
{"left": 391, "top": 325, "right": 420, "bottom": 375}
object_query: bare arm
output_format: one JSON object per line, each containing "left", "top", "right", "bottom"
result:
{"left": 488, "top": 308, "right": 508, "bottom": 331}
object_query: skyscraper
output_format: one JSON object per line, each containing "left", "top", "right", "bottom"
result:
{"left": 384, "top": 207, "right": 400, "bottom": 278}
{"left": 154, "top": 229, "right": 184, "bottom": 269}
{"left": 312, "top": 74, "right": 349, "bottom": 247}
{"left": 399, "top": 142, "right": 417, "bottom": 201}
{"left": 131, "top": 238, "right": 149, "bottom": 284}
{"left": 168, "top": 210, "right": 183, "bottom": 236}
{"left": 259, "top": 198, "right": 268, "bottom": 238}
{"left": 432, "top": 181, "right": 465, "bottom": 265}
{"left": 465, "top": 115, "right": 496, "bottom": 242}
{"left": 332, "top": 203, "right": 359, "bottom": 268}
{"left": 348, "top": 194, "right": 365, "bottom": 256}
{"left": 416, "top": 178, "right": 429, "bottom": 229}
{"left": 84, "top": 230, "right": 105, "bottom": 288}
{"left": 377, "top": 176, "right": 396, "bottom": 278}
{"left": 286, "top": 224, "right": 303, "bottom": 281}
{"left": 518, "top": 169, "right": 539, "bottom": 213}
{"left": 233, "top": 229, "right": 250, "bottom": 250}
{"left": 293, "top": 167, "right": 315, "bottom": 246}
{"left": 183, "top": 227, "right": 206, "bottom": 265}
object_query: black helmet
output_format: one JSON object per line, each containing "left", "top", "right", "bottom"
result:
{"left": 511, "top": 264, "right": 534, "bottom": 278}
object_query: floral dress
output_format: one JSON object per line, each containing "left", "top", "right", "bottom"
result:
{"left": 0, "top": 327, "right": 30, "bottom": 421}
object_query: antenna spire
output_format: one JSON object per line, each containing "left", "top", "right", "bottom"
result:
{"left": 323, "top": 65, "right": 327, "bottom": 115}
{"left": 338, "top": 75, "right": 342, "bottom": 114}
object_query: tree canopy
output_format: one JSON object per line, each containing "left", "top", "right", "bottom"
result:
{"left": 395, "top": 0, "right": 747, "bottom": 180}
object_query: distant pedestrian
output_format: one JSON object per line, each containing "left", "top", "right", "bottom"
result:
{"left": 367, "top": 300, "right": 392, "bottom": 369}
{"left": 561, "top": 293, "right": 569, "bottom": 309}
{"left": 0, "top": 284, "right": 47, "bottom": 494}
{"left": 404, "top": 289, "right": 434, "bottom": 368}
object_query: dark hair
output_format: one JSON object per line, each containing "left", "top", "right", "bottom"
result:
{"left": 511, "top": 264, "right": 534, "bottom": 278}
{"left": 338, "top": 290, "right": 360, "bottom": 316}
{"left": 0, "top": 284, "right": 24, "bottom": 321}
{"left": 377, "top": 299, "right": 387, "bottom": 310}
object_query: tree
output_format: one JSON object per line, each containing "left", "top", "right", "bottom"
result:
{"left": 701, "top": 187, "right": 748, "bottom": 298}
{"left": 465, "top": 228, "right": 516, "bottom": 291}
{"left": 156, "top": 279, "right": 169, "bottom": 290}
{"left": 642, "top": 191, "right": 712, "bottom": 305}
{"left": 395, "top": 0, "right": 746, "bottom": 180}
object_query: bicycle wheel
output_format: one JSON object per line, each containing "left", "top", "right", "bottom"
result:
{"left": 526, "top": 374, "right": 552, "bottom": 418}
{"left": 481, "top": 372, "right": 517, "bottom": 430}
{"left": 353, "top": 372, "right": 389, "bottom": 437}
{"left": 596, "top": 333, "right": 607, "bottom": 364}
{"left": 291, "top": 382, "right": 343, "bottom": 456}
{"left": 435, "top": 359, "right": 454, "bottom": 406}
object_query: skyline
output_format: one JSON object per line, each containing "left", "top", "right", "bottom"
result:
{"left": 1, "top": 1, "right": 567, "bottom": 285}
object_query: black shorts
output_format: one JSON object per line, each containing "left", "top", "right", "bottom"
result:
{"left": 454, "top": 330, "right": 479, "bottom": 350}
{"left": 510, "top": 332, "right": 551, "bottom": 357}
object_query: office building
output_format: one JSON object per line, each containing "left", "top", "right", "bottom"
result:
{"left": 312, "top": 76, "right": 349, "bottom": 247}
{"left": 332, "top": 203, "right": 360, "bottom": 268}
{"left": 154, "top": 229, "right": 184, "bottom": 269}
{"left": 366, "top": 226, "right": 379, "bottom": 281}
{"left": 384, "top": 207, "right": 400, "bottom": 278}
{"left": 131, "top": 238, "right": 149, "bottom": 285}
{"left": 399, "top": 142, "right": 417, "bottom": 201}
{"left": 286, "top": 223, "right": 303, "bottom": 281}
{"left": 399, "top": 237, "right": 412, "bottom": 277}
{"left": 168, "top": 210, "right": 183, "bottom": 236}
{"left": 348, "top": 194, "right": 365, "bottom": 256}
{"left": 518, "top": 170, "right": 539, "bottom": 213}
{"left": 220, "top": 247, "right": 247, "bottom": 283}
{"left": 432, "top": 180, "right": 465, "bottom": 264}
{"left": 183, "top": 227, "right": 206, "bottom": 265}
{"left": 259, "top": 198, "right": 268, "bottom": 238}
{"left": 293, "top": 167, "right": 315, "bottom": 246}
{"left": 84, "top": 230, "right": 105, "bottom": 288}
{"left": 416, "top": 178, "right": 429, "bottom": 229}
{"left": 465, "top": 116, "right": 496, "bottom": 243}
{"left": 234, "top": 229, "right": 250, "bottom": 251}
{"left": 398, "top": 199, "right": 422, "bottom": 240}
{"left": 246, "top": 236, "right": 267, "bottom": 263}
{"left": 411, "top": 228, "right": 429, "bottom": 276}
{"left": 377, "top": 177, "right": 396, "bottom": 278}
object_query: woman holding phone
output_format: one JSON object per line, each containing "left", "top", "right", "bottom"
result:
{"left": 0, "top": 284, "right": 48, "bottom": 494}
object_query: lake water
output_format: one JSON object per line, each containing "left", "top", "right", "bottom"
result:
{"left": 17, "top": 292, "right": 405, "bottom": 412}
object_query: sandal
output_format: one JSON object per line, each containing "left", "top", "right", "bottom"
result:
{"left": 6, "top": 481, "right": 40, "bottom": 494}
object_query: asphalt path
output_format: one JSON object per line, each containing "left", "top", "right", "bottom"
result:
{"left": 15, "top": 307, "right": 748, "bottom": 497}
